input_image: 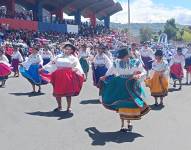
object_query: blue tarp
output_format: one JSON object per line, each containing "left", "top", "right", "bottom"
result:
{"left": 38, "top": 22, "right": 67, "bottom": 33}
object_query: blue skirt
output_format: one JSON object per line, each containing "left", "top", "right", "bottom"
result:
{"left": 92, "top": 65, "right": 108, "bottom": 87}
{"left": 43, "top": 58, "right": 51, "bottom": 66}
{"left": 185, "top": 57, "right": 191, "bottom": 69}
{"left": 19, "top": 64, "right": 48, "bottom": 85}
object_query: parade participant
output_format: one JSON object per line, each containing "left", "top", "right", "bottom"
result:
{"left": 184, "top": 44, "right": 191, "bottom": 84}
{"left": 11, "top": 45, "right": 23, "bottom": 77}
{"left": 140, "top": 42, "right": 154, "bottom": 76}
{"left": 130, "top": 43, "right": 141, "bottom": 60}
{"left": 19, "top": 45, "right": 47, "bottom": 93}
{"left": 170, "top": 47, "right": 185, "bottom": 90}
{"left": 40, "top": 47, "right": 53, "bottom": 66}
{"left": 79, "top": 44, "right": 90, "bottom": 81}
{"left": 92, "top": 44, "right": 112, "bottom": 88}
{"left": 41, "top": 43, "right": 84, "bottom": 112}
{"left": 145, "top": 50, "right": 169, "bottom": 106}
{"left": 0, "top": 47, "right": 12, "bottom": 87}
{"left": 100, "top": 48, "right": 150, "bottom": 132}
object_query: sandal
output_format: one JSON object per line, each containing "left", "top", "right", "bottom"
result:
{"left": 127, "top": 125, "right": 133, "bottom": 132}
{"left": 67, "top": 108, "right": 72, "bottom": 113}
{"left": 53, "top": 108, "right": 62, "bottom": 112}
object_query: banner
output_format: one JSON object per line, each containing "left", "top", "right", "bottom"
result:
{"left": 67, "top": 25, "right": 79, "bottom": 34}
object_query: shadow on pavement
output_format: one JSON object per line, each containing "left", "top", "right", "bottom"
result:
{"left": 80, "top": 99, "right": 101, "bottom": 105}
{"left": 26, "top": 111, "right": 73, "bottom": 120}
{"left": 168, "top": 88, "right": 181, "bottom": 93}
{"left": 149, "top": 104, "right": 164, "bottom": 111}
{"left": 9, "top": 92, "right": 45, "bottom": 97}
{"left": 85, "top": 127, "right": 143, "bottom": 146}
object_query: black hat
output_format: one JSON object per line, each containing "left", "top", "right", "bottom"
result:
{"left": 117, "top": 48, "right": 129, "bottom": 59}
{"left": 155, "top": 50, "right": 163, "bottom": 57}
{"left": 177, "top": 47, "right": 182, "bottom": 52}
{"left": 63, "top": 43, "right": 76, "bottom": 52}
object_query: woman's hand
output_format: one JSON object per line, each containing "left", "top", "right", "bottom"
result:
{"left": 133, "top": 74, "right": 141, "bottom": 80}
{"left": 100, "top": 76, "right": 107, "bottom": 81}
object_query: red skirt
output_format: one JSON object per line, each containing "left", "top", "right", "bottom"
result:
{"left": 0, "top": 63, "right": 11, "bottom": 77}
{"left": 170, "top": 63, "right": 183, "bottom": 80}
{"left": 41, "top": 68, "right": 84, "bottom": 97}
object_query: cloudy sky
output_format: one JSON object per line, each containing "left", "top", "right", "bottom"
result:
{"left": 111, "top": 0, "right": 191, "bottom": 25}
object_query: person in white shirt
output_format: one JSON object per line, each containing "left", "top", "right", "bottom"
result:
{"left": 100, "top": 48, "right": 150, "bottom": 132}
{"left": 41, "top": 43, "right": 84, "bottom": 113}
{"left": 79, "top": 44, "right": 91, "bottom": 81}
{"left": 170, "top": 47, "right": 185, "bottom": 90}
{"left": 184, "top": 44, "right": 191, "bottom": 84}
{"left": 11, "top": 45, "right": 23, "bottom": 77}
{"left": 20, "top": 45, "right": 47, "bottom": 94}
{"left": 0, "top": 47, "right": 11, "bottom": 87}
{"left": 145, "top": 50, "right": 169, "bottom": 106}
{"left": 140, "top": 43, "right": 154, "bottom": 76}
{"left": 92, "top": 44, "right": 112, "bottom": 88}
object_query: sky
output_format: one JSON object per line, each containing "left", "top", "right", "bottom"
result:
{"left": 111, "top": 0, "right": 191, "bottom": 25}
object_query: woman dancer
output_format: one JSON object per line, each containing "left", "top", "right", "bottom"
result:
{"left": 11, "top": 45, "right": 23, "bottom": 77}
{"left": 170, "top": 47, "right": 185, "bottom": 90}
{"left": 41, "top": 43, "right": 84, "bottom": 112}
{"left": 0, "top": 47, "right": 12, "bottom": 87}
{"left": 40, "top": 47, "right": 53, "bottom": 66}
{"left": 92, "top": 44, "right": 112, "bottom": 88}
{"left": 145, "top": 50, "right": 169, "bottom": 106}
{"left": 140, "top": 43, "right": 154, "bottom": 76}
{"left": 19, "top": 45, "right": 47, "bottom": 93}
{"left": 79, "top": 44, "right": 90, "bottom": 81}
{"left": 100, "top": 48, "right": 150, "bottom": 132}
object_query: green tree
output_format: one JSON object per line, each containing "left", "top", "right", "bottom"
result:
{"left": 164, "top": 18, "right": 177, "bottom": 40}
{"left": 139, "top": 26, "right": 153, "bottom": 42}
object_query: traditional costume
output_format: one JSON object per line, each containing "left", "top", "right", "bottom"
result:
{"left": 11, "top": 50, "right": 23, "bottom": 73}
{"left": 19, "top": 53, "right": 47, "bottom": 86}
{"left": 79, "top": 50, "right": 90, "bottom": 75}
{"left": 92, "top": 53, "right": 112, "bottom": 87}
{"left": 0, "top": 54, "right": 11, "bottom": 86}
{"left": 145, "top": 59, "right": 169, "bottom": 98}
{"left": 40, "top": 49, "right": 53, "bottom": 66}
{"left": 170, "top": 52, "right": 184, "bottom": 81}
{"left": 184, "top": 49, "right": 191, "bottom": 73}
{"left": 140, "top": 47, "right": 154, "bottom": 71}
{"left": 100, "top": 57, "right": 150, "bottom": 121}
{"left": 41, "top": 54, "right": 84, "bottom": 97}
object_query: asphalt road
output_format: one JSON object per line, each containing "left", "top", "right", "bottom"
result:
{"left": 1, "top": 71, "right": 191, "bottom": 150}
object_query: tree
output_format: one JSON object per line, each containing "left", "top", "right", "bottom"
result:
{"left": 180, "top": 29, "right": 184, "bottom": 40}
{"left": 164, "top": 18, "right": 177, "bottom": 40}
{"left": 139, "top": 26, "right": 153, "bottom": 42}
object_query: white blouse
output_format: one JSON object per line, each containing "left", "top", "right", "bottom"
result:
{"left": 185, "top": 50, "right": 191, "bottom": 59}
{"left": 140, "top": 47, "right": 154, "bottom": 59}
{"left": 93, "top": 53, "right": 112, "bottom": 69}
{"left": 170, "top": 54, "right": 185, "bottom": 68}
{"left": 22, "top": 53, "right": 43, "bottom": 70}
{"left": 12, "top": 51, "right": 23, "bottom": 62}
{"left": 40, "top": 50, "right": 53, "bottom": 59}
{"left": 151, "top": 60, "right": 169, "bottom": 77}
{"left": 43, "top": 54, "right": 84, "bottom": 75}
{"left": 105, "top": 58, "right": 146, "bottom": 81}
{"left": 0, "top": 55, "right": 10, "bottom": 66}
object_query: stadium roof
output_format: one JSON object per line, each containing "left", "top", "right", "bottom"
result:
{"left": 0, "top": 0, "right": 122, "bottom": 20}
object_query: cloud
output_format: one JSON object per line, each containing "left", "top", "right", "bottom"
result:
{"left": 111, "top": 0, "right": 191, "bottom": 25}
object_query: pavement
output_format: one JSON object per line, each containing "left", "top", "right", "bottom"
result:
{"left": 0, "top": 71, "right": 191, "bottom": 150}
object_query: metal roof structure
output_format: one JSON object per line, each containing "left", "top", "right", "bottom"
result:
{"left": 0, "top": 0, "right": 122, "bottom": 20}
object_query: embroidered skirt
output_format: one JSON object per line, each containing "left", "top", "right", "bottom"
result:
{"left": 100, "top": 76, "right": 150, "bottom": 120}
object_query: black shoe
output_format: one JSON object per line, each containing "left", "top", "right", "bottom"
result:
{"left": 53, "top": 108, "right": 61, "bottom": 112}
{"left": 120, "top": 128, "right": 128, "bottom": 132}
{"left": 127, "top": 125, "right": 133, "bottom": 132}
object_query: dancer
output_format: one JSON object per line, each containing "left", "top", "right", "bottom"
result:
{"left": 100, "top": 48, "right": 150, "bottom": 132}
{"left": 19, "top": 45, "right": 47, "bottom": 93}
{"left": 184, "top": 44, "right": 191, "bottom": 84}
{"left": 145, "top": 50, "right": 169, "bottom": 106}
{"left": 140, "top": 43, "right": 154, "bottom": 76}
{"left": 0, "top": 47, "right": 12, "bottom": 87}
{"left": 79, "top": 44, "right": 90, "bottom": 81}
{"left": 92, "top": 44, "right": 112, "bottom": 88}
{"left": 170, "top": 47, "right": 185, "bottom": 90}
{"left": 40, "top": 46, "right": 53, "bottom": 66}
{"left": 11, "top": 45, "right": 23, "bottom": 77}
{"left": 41, "top": 43, "right": 84, "bottom": 112}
